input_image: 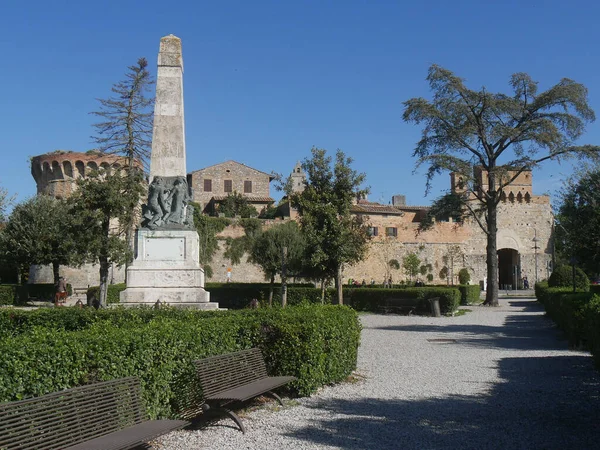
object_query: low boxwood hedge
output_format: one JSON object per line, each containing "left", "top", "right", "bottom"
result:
{"left": 343, "top": 287, "right": 461, "bottom": 315}
{"left": 0, "top": 285, "right": 19, "bottom": 306}
{"left": 0, "top": 304, "right": 361, "bottom": 419}
{"left": 535, "top": 281, "right": 596, "bottom": 348}
{"left": 87, "top": 283, "right": 127, "bottom": 305}
{"left": 0, "top": 283, "right": 74, "bottom": 306}
{"left": 458, "top": 285, "right": 481, "bottom": 305}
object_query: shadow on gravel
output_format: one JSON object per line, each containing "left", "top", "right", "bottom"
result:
{"left": 506, "top": 299, "right": 543, "bottom": 312}
{"left": 372, "top": 308, "right": 566, "bottom": 351}
{"left": 285, "top": 355, "right": 600, "bottom": 450}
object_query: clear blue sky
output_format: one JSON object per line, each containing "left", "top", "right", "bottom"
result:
{"left": 2, "top": 0, "right": 599, "bottom": 208}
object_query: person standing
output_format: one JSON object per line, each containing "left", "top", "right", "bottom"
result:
{"left": 55, "top": 276, "right": 68, "bottom": 306}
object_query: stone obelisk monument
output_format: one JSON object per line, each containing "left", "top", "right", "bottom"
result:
{"left": 120, "top": 35, "right": 216, "bottom": 309}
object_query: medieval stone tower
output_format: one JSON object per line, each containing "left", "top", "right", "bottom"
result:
{"left": 29, "top": 151, "right": 134, "bottom": 288}
{"left": 31, "top": 151, "right": 133, "bottom": 198}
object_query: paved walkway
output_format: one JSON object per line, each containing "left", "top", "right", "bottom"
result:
{"left": 156, "top": 298, "right": 600, "bottom": 449}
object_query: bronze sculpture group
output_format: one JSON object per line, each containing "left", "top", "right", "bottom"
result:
{"left": 142, "top": 176, "right": 194, "bottom": 230}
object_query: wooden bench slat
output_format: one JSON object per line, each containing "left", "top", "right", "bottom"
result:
{"left": 0, "top": 377, "right": 188, "bottom": 450}
{"left": 206, "top": 376, "right": 296, "bottom": 402}
{"left": 193, "top": 348, "right": 296, "bottom": 432}
{"left": 65, "top": 420, "right": 189, "bottom": 450}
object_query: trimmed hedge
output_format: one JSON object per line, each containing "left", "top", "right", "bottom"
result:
{"left": 343, "top": 287, "right": 461, "bottom": 315}
{"left": 0, "top": 284, "right": 73, "bottom": 306}
{"left": 86, "top": 283, "right": 127, "bottom": 305}
{"left": 87, "top": 282, "right": 318, "bottom": 308}
{"left": 548, "top": 265, "right": 589, "bottom": 291}
{"left": 0, "top": 305, "right": 361, "bottom": 418}
{"left": 0, "top": 285, "right": 19, "bottom": 306}
{"left": 535, "top": 281, "right": 596, "bottom": 348}
{"left": 458, "top": 285, "right": 481, "bottom": 305}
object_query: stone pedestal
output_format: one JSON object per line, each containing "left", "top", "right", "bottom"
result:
{"left": 120, "top": 229, "right": 217, "bottom": 309}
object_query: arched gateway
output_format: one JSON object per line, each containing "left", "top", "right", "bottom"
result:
{"left": 498, "top": 248, "right": 520, "bottom": 289}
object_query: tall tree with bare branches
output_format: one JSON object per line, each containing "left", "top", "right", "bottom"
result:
{"left": 91, "top": 57, "right": 154, "bottom": 171}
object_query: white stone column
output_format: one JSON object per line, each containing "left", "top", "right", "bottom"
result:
{"left": 149, "top": 35, "right": 187, "bottom": 181}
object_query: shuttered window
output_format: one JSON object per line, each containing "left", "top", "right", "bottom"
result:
{"left": 224, "top": 180, "right": 232, "bottom": 193}
{"left": 244, "top": 180, "right": 252, "bottom": 193}
{"left": 385, "top": 227, "right": 397, "bottom": 237}
{"left": 203, "top": 179, "right": 212, "bottom": 192}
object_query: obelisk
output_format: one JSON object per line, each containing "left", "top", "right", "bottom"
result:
{"left": 149, "top": 34, "right": 186, "bottom": 180}
{"left": 120, "top": 35, "right": 216, "bottom": 309}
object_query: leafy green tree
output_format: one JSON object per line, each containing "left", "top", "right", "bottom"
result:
{"left": 68, "top": 170, "right": 145, "bottom": 307}
{"left": 218, "top": 192, "right": 259, "bottom": 218}
{"left": 556, "top": 169, "right": 600, "bottom": 277}
{"left": 191, "top": 202, "right": 230, "bottom": 278}
{"left": 404, "top": 65, "right": 600, "bottom": 305}
{"left": 0, "top": 196, "right": 76, "bottom": 284}
{"left": 458, "top": 268, "right": 471, "bottom": 285}
{"left": 0, "top": 183, "right": 14, "bottom": 223}
{"left": 293, "top": 147, "right": 371, "bottom": 304}
{"left": 442, "top": 245, "right": 464, "bottom": 286}
{"left": 91, "top": 57, "right": 154, "bottom": 171}
{"left": 402, "top": 253, "right": 421, "bottom": 282}
{"left": 250, "top": 221, "right": 305, "bottom": 306}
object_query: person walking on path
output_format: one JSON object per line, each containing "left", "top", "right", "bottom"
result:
{"left": 54, "top": 276, "right": 68, "bottom": 306}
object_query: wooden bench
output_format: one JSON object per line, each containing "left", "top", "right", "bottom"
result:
{"left": 0, "top": 377, "right": 189, "bottom": 450}
{"left": 193, "top": 348, "right": 296, "bottom": 433}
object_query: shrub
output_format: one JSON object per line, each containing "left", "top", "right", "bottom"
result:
{"left": 343, "top": 287, "right": 461, "bottom": 315}
{"left": 458, "top": 268, "right": 471, "bottom": 285}
{"left": 458, "top": 284, "right": 480, "bottom": 305}
{"left": 590, "top": 284, "right": 600, "bottom": 295}
{"left": 87, "top": 283, "right": 126, "bottom": 305}
{"left": 535, "top": 281, "right": 594, "bottom": 347}
{"left": 205, "top": 283, "right": 315, "bottom": 309}
{"left": 0, "top": 305, "right": 361, "bottom": 417}
{"left": 548, "top": 265, "right": 589, "bottom": 291}
{"left": 0, "top": 285, "right": 18, "bottom": 306}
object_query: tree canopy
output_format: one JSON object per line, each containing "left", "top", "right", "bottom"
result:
{"left": 404, "top": 65, "right": 599, "bottom": 305}
{"left": 250, "top": 221, "right": 305, "bottom": 306}
{"left": 402, "top": 252, "right": 421, "bottom": 282}
{"left": 0, "top": 195, "right": 76, "bottom": 284}
{"left": 293, "top": 147, "right": 371, "bottom": 304}
{"left": 69, "top": 170, "right": 145, "bottom": 307}
{"left": 555, "top": 169, "right": 600, "bottom": 278}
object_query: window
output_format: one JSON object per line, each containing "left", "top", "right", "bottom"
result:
{"left": 385, "top": 227, "right": 397, "bottom": 237}
{"left": 244, "top": 180, "right": 252, "bottom": 193}
{"left": 368, "top": 226, "right": 379, "bottom": 237}
{"left": 224, "top": 180, "right": 232, "bottom": 193}
{"left": 203, "top": 178, "right": 212, "bottom": 192}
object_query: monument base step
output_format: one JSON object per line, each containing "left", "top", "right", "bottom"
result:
{"left": 120, "top": 287, "right": 213, "bottom": 306}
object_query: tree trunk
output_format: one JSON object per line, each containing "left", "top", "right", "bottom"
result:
{"left": 281, "top": 247, "right": 287, "bottom": 307}
{"left": 281, "top": 275, "right": 287, "bottom": 308}
{"left": 98, "top": 257, "right": 109, "bottom": 308}
{"left": 52, "top": 261, "right": 60, "bottom": 285}
{"left": 320, "top": 279, "right": 325, "bottom": 304}
{"left": 336, "top": 265, "right": 344, "bottom": 305}
{"left": 125, "top": 227, "right": 133, "bottom": 284}
{"left": 484, "top": 178, "right": 499, "bottom": 306}
{"left": 268, "top": 274, "right": 274, "bottom": 306}
{"left": 98, "top": 218, "right": 111, "bottom": 308}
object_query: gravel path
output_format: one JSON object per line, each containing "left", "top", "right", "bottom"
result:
{"left": 154, "top": 298, "right": 600, "bottom": 449}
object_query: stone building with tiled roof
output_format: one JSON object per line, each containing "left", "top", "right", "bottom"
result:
{"left": 187, "top": 160, "right": 275, "bottom": 215}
